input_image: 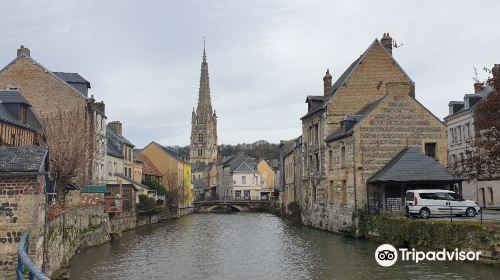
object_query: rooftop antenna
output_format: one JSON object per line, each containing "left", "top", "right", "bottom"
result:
{"left": 473, "top": 65, "right": 480, "bottom": 83}
{"left": 393, "top": 40, "right": 404, "bottom": 49}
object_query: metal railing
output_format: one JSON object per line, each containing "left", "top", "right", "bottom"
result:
{"left": 17, "top": 230, "right": 49, "bottom": 280}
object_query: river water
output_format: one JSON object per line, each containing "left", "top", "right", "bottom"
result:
{"left": 69, "top": 213, "right": 498, "bottom": 280}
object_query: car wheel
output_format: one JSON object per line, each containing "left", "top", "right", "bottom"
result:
{"left": 419, "top": 208, "right": 430, "bottom": 219}
{"left": 466, "top": 207, "right": 476, "bottom": 217}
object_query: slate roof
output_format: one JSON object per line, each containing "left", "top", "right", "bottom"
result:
{"left": 446, "top": 85, "right": 495, "bottom": 118}
{"left": 220, "top": 152, "right": 257, "bottom": 172}
{"left": 0, "top": 146, "right": 48, "bottom": 173}
{"left": 301, "top": 39, "right": 413, "bottom": 120}
{"left": 0, "top": 90, "right": 43, "bottom": 131}
{"left": 0, "top": 90, "right": 31, "bottom": 105}
{"left": 107, "top": 125, "right": 134, "bottom": 158}
{"left": 192, "top": 161, "right": 209, "bottom": 173}
{"left": 367, "top": 147, "right": 463, "bottom": 183}
{"left": 234, "top": 162, "right": 255, "bottom": 173}
{"left": 53, "top": 72, "right": 90, "bottom": 85}
{"left": 325, "top": 98, "right": 383, "bottom": 142}
{"left": 193, "top": 178, "right": 208, "bottom": 189}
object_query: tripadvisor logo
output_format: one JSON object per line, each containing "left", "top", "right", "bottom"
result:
{"left": 375, "top": 244, "right": 482, "bottom": 267}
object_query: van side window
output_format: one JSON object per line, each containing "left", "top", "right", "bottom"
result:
{"left": 405, "top": 192, "right": 414, "bottom": 201}
{"left": 434, "top": 193, "right": 448, "bottom": 200}
{"left": 419, "top": 193, "right": 434, "bottom": 199}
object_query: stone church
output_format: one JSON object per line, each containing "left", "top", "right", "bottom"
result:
{"left": 190, "top": 46, "right": 218, "bottom": 164}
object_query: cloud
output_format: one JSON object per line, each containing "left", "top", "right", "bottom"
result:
{"left": 0, "top": 0, "right": 498, "bottom": 147}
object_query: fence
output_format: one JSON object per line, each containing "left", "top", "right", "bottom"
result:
{"left": 16, "top": 231, "right": 49, "bottom": 280}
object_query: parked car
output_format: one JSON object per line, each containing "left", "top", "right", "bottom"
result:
{"left": 405, "top": 189, "right": 480, "bottom": 219}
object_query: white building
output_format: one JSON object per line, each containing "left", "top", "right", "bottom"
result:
{"left": 216, "top": 153, "right": 261, "bottom": 200}
{"left": 444, "top": 82, "right": 499, "bottom": 208}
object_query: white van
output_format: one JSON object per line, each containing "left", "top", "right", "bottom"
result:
{"left": 405, "top": 189, "right": 480, "bottom": 219}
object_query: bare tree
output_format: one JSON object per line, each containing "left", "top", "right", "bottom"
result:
{"left": 452, "top": 72, "right": 500, "bottom": 179}
{"left": 40, "top": 108, "right": 102, "bottom": 202}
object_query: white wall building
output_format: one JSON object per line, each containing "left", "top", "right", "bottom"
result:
{"left": 216, "top": 153, "right": 261, "bottom": 200}
{"left": 445, "top": 82, "right": 499, "bottom": 208}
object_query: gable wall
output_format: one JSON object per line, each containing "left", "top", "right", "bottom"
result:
{"left": 0, "top": 57, "right": 86, "bottom": 116}
{"left": 353, "top": 83, "right": 447, "bottom": 205}
{"left": 326, "top": 43, "right": 411, "bottom": 137}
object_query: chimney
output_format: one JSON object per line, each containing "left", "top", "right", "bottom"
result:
{"left": 95, "top": 101, "right": 106, "bottom": 115}
{"left": 108, "top": 121, "right": 122, "bottom": 136}
{"left": 323, "top": 69, "right": 332, "bottom": 97}
{"left": 492, "top": 64, "right": 500, "bottom": 93}
{"left": 17, "top": 45, "right": 30, "bottom": 57}
{"left": 385, "top": 82, "right": 410, "bottom": 96}
{"left": 381, "top": 33, "right": 393, "bottom": 55}
{"left": 474, "top": 82, "right": 484, "bottom": 93}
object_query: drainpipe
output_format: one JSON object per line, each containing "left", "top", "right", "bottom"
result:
{"left": 353, "top": 134, "right": 357, "bottom": 210}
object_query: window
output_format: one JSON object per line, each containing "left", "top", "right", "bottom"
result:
{"left": 465, "top": 123, "right": 471, "bottom": 140}
{"left": 424, "top": 143, "right": 436, "bottom": 159}
{"left": 198, "top": 134, "right": 204, "bottom": 142}
{"left": 329, "top": 180, "right": 334, "bottom": 204}
{"left": 312, "top": 185, "right": 316, "bottom": 202}
{"left": 457, "top": 126, "right": 462, "bottom": 143}
{"left": 328, "top": 150, "right": 333, "bottom": 170}
{"left": 198, "top": 149, "right": 203, "bottom": 157}
{"left": 242, "top": 176, "right": 246, "bottom": 184}
{"left": 340, "top": 144, "right": 346, "bottom": 168}
{"left": 315, "top": 153, "right": 319, "bottom": 171}
{"left": 341, "top": 180, "right": 347, "bottom": 204}
{"left": 489, "top": 188, "right": 494, "bottom": 204}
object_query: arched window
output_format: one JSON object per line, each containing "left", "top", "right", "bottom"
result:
{"left": 198, "top": 134, "right": 204, "bottom": 142}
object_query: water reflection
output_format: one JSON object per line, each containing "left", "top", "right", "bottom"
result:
{"left": 69, "top": 213, "right": 499, "bottom": 280}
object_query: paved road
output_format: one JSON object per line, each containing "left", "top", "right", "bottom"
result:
{"left": 422, "top": 209, "right": 500, "bottom": 222}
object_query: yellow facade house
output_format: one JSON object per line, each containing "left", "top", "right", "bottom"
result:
{"left": 257, "top": 160, "right": 275, "bottom": 198}
{"left": 139, "top": 142, "right": 193, "bottom": 216}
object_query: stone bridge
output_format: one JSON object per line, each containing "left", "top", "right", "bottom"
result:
{"left": 194, "top": 200, "right": 271, "bottom": 213}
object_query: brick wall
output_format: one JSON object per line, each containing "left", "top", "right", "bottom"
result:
{"left": 0, "top": 175, "right": 46, "bottom": 280}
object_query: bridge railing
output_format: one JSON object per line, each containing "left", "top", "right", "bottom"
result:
{"left": 17, "top": 230, "right": 50, "bottom": 280}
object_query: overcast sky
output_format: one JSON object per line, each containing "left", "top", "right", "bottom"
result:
{"left": 1, "top": 0, "right": 498, "bottom": 147}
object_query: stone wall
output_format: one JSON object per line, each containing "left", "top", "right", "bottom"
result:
{"left": 0, "top": 175, "right": 46, "bottom": 280}
{"left": 359, "top": 213, "right": 500, "bottom": 264}
{"left": 44, "top": 204, "right": 110, "bottom": 278}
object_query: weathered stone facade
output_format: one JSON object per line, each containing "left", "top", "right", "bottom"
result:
{"left": 190, "top": 47, "right": 218, "bottom": 164}
{"left": 286, "top": 34, "right": 448, "bottom": 235}
{"left": 0, "top": 175, "right": 46, "bottom": 279}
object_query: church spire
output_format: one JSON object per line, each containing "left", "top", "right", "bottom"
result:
{"left": 198, "top": 38, "right": 213, "bottom": 114}
{"left": 190, "top": 38, "right": 218, "bottom": 164}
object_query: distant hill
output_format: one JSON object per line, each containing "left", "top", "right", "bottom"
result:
{"left": 167, "top": 140, "right": 279, "bottom": 161}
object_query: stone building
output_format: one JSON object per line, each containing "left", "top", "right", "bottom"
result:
{"left": 285, "top": 34, "right": 450, "bottom": 234}
{"left": 0, "top": 146, "right": 49, "bottom": 279}
{"left": 0, "top": 46, "right": 107, "bottom": 186}
{"left": 445, "top": 64, "right": 500, "bottom": 208}
{"left": 190, "top": 46, "right": 218, "bottom": 164}
{"left": 279, "top": 136, "right": 303, "bottom": 214}
{"left": 0, "top": 90, "right": 43, "bottom": 146}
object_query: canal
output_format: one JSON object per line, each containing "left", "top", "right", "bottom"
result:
{"left": 69, "top": 213, "right": 499, "bottom": 280}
